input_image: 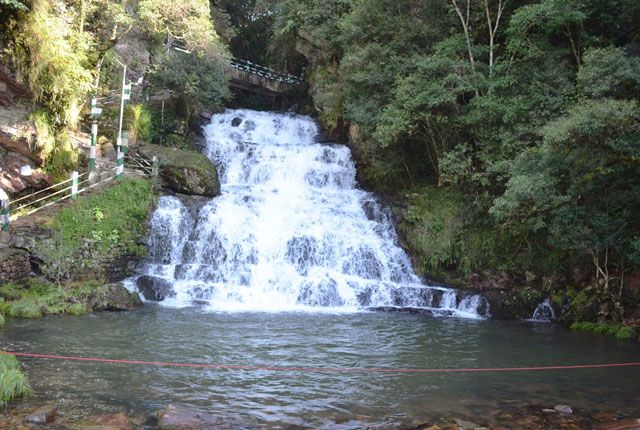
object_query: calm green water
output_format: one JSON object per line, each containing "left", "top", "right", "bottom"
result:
{"left": 1, "top": 306, "right": 639, "bottom": 428}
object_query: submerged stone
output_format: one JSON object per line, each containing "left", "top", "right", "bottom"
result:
{"left": 26, "top": 404, "right": 57, "bottom": 424}
{"left": 76, "top": 413, "right": 131, "bottom": 430}
{"left": 158, "top": 404, "right": 253, "bottom": 430}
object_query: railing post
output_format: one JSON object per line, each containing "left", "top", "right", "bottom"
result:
{"left": 151, "top": 156, "right": 159, "bottom": 177}
{"left": 89, "top": 98, "right": 102, "bottom": 172}
{"left": 0, "top": 189, "right": 9, "bottom": 243}
{"left": 121, "top": 131, "right": 129, "bottom": 155}
{"left": 1, "top": 189, "right": 9, "bottom": 229}
{"left": 151, "top": 156, "right": 159, "bottom": 189}
{"left": 71, "top": 171, "right": 79, "bottom": 199}
{"left": 116, "top": 148, "right": 124, "bottom": 181}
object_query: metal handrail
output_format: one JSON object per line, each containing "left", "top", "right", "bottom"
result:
{"left": 8, "top": 166, "right": 119, "bottom": 221}
{"left": 229, "top": 58, "right": 304, "bottom": 85}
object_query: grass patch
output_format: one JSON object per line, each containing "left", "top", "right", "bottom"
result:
{"left": 0, "top": 279, "right": 92, "bottom": 319}
{"left": 35, "top": 177, "right": 156, "bottom": 281}
{"left": 0, "top": 354, "right": 32, "bottom": 405}
{"left": 570, "top": 322, "right": 636, "bottom": 339}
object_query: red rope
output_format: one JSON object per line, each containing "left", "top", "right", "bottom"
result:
{"left": 4, "top": 351, "right": 640, "bottom": 374}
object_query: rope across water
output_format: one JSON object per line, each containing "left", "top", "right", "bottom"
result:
{"left": 4, "top": 352, "right": 640, "bottom": 374}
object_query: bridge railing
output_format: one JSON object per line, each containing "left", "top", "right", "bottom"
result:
{"left": 229, "top": 58, "right": 304, "bottom": 86}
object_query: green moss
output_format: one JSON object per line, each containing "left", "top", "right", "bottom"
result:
{"left": 615, "top": 326, "right": 635, "bottom": 339}
{"left": 570, "top": 322, "right": 636, "bottom": 339}
{"left": 139, "top": 144, "right": 215, "bottom": 173}
{"left": 0, "top": 313, "right": 4, "bottom": 328}
{"left": 0, "top": 280, "right": 92, "bottom": 320}
{"left": 562, "top": 289, "right": 598, "bottom": 323}
{"left": 0, "top": 354, "right": 32, "bottom": 405}
{"left": 9, "top": 302, "right": 43, "bottom": 319}
{"left": 67, "top": 303, "right": 87, "bottom": 315}
{"left": 0, "top": 283, "right": 24, "bottom": 301}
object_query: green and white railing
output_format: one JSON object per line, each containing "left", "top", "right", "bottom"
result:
{"left": 229, "top": 58, "right": 304, "bottom": 86}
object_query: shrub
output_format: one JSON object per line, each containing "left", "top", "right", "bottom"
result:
{"left": 615, "top": 326, "right": 635, "bottom": 339}
{"left": 126, "top": 104, "right": 154, "bottom": 144}
{"left": 0, "top": 354, "right": 32, "bottom": 405}
{"left": 9, "top": 302, "right": 43, "bottom": 319}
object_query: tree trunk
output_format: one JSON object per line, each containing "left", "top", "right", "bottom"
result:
{"left": 451, "top": 0, "right": 477, "bottom": 78}
{"left": 483, "top": 0, "right": 505, "bottom": 87}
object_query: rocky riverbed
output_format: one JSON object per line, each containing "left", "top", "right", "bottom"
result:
{"left": 1, "top": 401, "right": 639, "bottom": 430}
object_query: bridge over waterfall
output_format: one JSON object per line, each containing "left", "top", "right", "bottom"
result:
{"left": 227, "top": 58, "right": 304, "bottom": 96}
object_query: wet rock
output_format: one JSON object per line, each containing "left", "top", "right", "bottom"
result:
{"left": 88, "top": 282, "right": 143, "bottom": 311}
{"left": 26, "top": 404, "right": 57, "bottom": 424}
{"left": 136, "top": 275, "right": 176, "bottom": 301}
{"left": 158, "top": 404, "right": 252, "bottom": 430}
{"left": 595, "top": 418, "right": 640, "bottom": 430}
{"left": 554, "top": 404, "right": 573, "bottom": 415}
{"left": 231, "top": 117, "right": 242, "bottom": 127}
{"left": 454, "top": 418, "right": 481, "bottom": 429}
{"left": 76, "top": 413, "right": 131, "bottom": 430}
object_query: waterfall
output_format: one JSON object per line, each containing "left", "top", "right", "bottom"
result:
{"left": 530, "top": 299, "right": 556, "bottom": 322}
{"left": 131, "top": 109, "right": 488, "bottom": 318}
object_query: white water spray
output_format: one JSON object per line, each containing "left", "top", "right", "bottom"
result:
{"left": 132, "top": 109, "right": 488, "bottom": 317}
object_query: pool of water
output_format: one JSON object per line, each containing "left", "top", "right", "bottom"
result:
{"left": 1, "top": 306, "right": 639, "bottom": 428}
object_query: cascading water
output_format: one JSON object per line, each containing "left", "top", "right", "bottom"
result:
{"left": 131, "top": 109, "right": 488, "bottom": 318}
{"left": 530, "top": 299, "right": 556, "bottom": 322}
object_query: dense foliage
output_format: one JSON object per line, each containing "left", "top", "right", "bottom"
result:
{"left": 0, "top": 0, "right": 230, "bottom": 175}
{"left": 262, "top": 0, "right": 640, "bottom": 322}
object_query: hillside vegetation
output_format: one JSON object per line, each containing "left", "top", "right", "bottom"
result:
{"left": 2, "top": 0, "right": 640, "bottom": 327}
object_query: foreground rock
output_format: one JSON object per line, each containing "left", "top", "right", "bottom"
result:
{"left": 138, "top": 144, "right": 220, "bottom": 197}
{"left": 158, "top": 404, "right": 253, "bottom": 430}
{"left": 136, "top": 275, "right": 176, "bottom": 301}
{"left": 87, "top": 283, "right": 143, "bottom": 311}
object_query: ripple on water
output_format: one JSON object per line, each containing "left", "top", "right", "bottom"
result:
{"left": 2, "top": 307, "right": 640, "bottom": 428}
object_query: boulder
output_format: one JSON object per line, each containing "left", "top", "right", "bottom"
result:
{"left": 157, "top": 404, "right": 253, "bottom": 430}
{"left": 136, "top": 275, "right": 176, "bottom": 301}
{"left": 554, "top": 404, "right": 573, "bottom": 415}
{"left": 138, "top": 144, "right": 220, "bottom": 197}
{"left": 88, "top": 282, "right": 143, "bottom": 311}
{"left": 75, "top": 413, "right": 132, "bottom": 430}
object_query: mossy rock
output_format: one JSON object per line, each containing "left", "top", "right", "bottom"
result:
{"left": 138, "top": 144, "right": 220, "bottom": 197}
{"left": 86, "top": 283, "right": 143, "bottom": 311}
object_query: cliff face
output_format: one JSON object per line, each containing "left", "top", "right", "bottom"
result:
{"left": 0, "top": 67, "right": 53, "bottom": 197}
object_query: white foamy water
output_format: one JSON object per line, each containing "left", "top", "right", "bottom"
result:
{"left": 131, "top": 109, "right": 488, "bottom": 317}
